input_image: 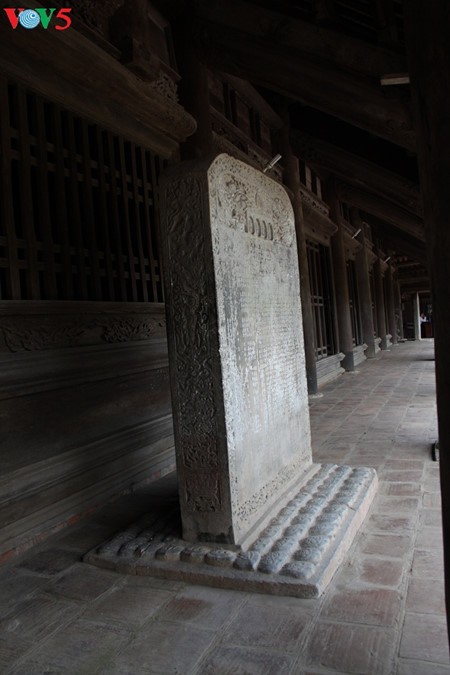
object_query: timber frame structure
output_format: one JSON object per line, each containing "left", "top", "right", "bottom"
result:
{"left": 1, "top": 0, "right": 450, "bottom": 644}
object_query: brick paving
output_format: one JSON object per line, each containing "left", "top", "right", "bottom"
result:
{"left": 0, "top": 339, "right": 447, "bottom": 674}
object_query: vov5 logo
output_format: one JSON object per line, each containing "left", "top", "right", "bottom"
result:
{"left": 4, "top": 7, "right": 72, "bottom": 30}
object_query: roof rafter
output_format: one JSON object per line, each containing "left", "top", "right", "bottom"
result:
{"left": 292, "top": 131, "right": 422, "bottom": 217}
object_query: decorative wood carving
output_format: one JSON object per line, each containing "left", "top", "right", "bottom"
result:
{"left": 0, "top": 302, "right": 166, "bottom": 353}
{"left": 1, "top": 322, "right": 88, "bottom": 353}
{"left": 110, "top": 0, "right": 161, "bottom": 81}
{"left": 0, "top": 18, "right": 196, "bottom": 158}
{"left": 71, "top": 0, "right": 123, "bottom": 38}
{"left": 101, "top": 317, "right": 166, "bottom": 343}
{"left": 301, "top": 185, "right": 337, "bottom": 246}
{"left": 343, "top": 225, "right": 361, "bottom": 260}
{"left": 149, "top": 71, "right": 179, "bottom": 102}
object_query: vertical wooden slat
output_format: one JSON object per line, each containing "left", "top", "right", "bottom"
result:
{"left": 96, "top": 126, "right": 114, "bottom": 300}
{"left": 0, "top": 77, "right": 20, "bottom": 299}
{"left": 118, "top": 138, "right": 137, "bottom": 301}
{"left": 35, "top": 96, "right": 57, "bottom": 299}
{"left": 17, "top": 86, "right": 40, "bottom": 299}
{"left": 53, "top": 103, "right": 73, "bottom": 299}
{"left": 65, "top": 111, "right": 87, "bottom": 299}
{"left": 313, "top": 244, "right": 324, "bottom": 357}
{"left": 80, "top": 123, "right": 102, "bottom": 300}
{"left": 140, "top": 147, "right": 158, "bottom": 302}
{"left": 130, "top": 143, "right": 148, "bottom": 302}
{"left": 149, "top": 154, "right": 164, "bottom": 301}
{"left": 106, "top": 134, "right": 127, "bottom": 301}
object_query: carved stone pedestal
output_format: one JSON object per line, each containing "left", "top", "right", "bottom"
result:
{"left": 85, "top": 463, "right": 377, "bottom": 597}
{"left": 86, "top": 155, "right": 377, "bottom": 596}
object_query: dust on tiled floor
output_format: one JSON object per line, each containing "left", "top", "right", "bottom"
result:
{"left": 0, "top": 339, "right": 447, "bottom": 674}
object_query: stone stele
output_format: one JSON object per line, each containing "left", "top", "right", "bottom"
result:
{"left": 160, "top": 153, "right": 312, "bottom": 546}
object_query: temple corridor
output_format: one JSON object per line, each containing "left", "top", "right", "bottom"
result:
{"left": 0, "top": 339, "right": 446, "bottom": 675}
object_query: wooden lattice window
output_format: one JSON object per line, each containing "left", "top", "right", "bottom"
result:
{"left": 0, "top": 78, "right": 164, "bottom": 302}
{"left": 307, "top": 241, "right": 336, "bottom": 360}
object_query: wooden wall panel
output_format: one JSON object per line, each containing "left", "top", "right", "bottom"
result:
{"left": 0, "top": 301, "right": 175, "bottom": 560}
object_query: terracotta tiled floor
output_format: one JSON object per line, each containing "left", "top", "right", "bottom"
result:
{"left": 0, "top": 339, "right": 448, "bottom": 674}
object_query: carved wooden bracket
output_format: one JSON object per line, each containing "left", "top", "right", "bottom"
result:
{"left": 301, "top": 185, "right": 337, "bottom": 246}
{"left": 110, "top": 0, "right": 162, "bottom": 81}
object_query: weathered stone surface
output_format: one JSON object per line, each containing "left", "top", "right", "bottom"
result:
{"left": 85, "top": 463, "right": 378, "bottom": 597}
{"left": 161, "top": 153, "right": 311, "bottom": 545}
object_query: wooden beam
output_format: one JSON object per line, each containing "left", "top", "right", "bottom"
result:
{"left": 335, "top": 183, "right": 424, "bottom": 241}
{"left": 292, "top": 132, "right": 422, "bottom": 217}
{"left": 373, "top": 0, "right": 400, "bottom": 45}
{"left": 0, "top": 15, "right": 196, "bottom": 158}
{"left": 192, "top": 17, "right": 415, "bottom": 149}
{"left": 194, "top": 0, "right": 406, "bottom": 80}
{"left": 380, "top": 74, "right": 410, "bottom": 85}
{"left": 362, "top": 214, "right": 427, "bottom": 265}
{"left": 398, "top": 276, "right": 430, "bottom": 286}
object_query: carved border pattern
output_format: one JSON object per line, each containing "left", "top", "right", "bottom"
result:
{"left": 164, "top": 176, "right": 222, "bottom": 494}
{"left": 236, "top": 458, "right": 303, "bottom": 522}
{"left": 0, "top": 315, "right": 166, "bottom": 352}
{"left": 149, "top": 72, "right": 178, "bottom": 103}
{"left": 185, "top": 472, "right": 221, "bottom": 512}
{"left": 300, "top": 186, "right": 330, "bottom": 217}
{"left": 101, "top": 317, "right": 166, "bottom": 343}
{"left": 1, "top": 322, "right": 88, "bottom": 353}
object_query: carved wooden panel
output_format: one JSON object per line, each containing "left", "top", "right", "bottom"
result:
{"left": 0, "top": 301, "right": 166, "bottom": 353}
{"left": 0, "top": 300, "right": 173, "bottom": 559}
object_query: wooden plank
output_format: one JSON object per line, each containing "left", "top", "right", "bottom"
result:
{"left": 17, "top": 86, "right": 40, "bottom": 299}
{"left": 105, "top": 134, "right": 127, "bottom": 301}
{"left": 80, "top": 122, "right": 102, "bottom": 299}
{"left": 52, "top": 102, "right": 73, "bottom": 299}
{"left": 35, "top": 95, "right": 57, "bottom": 299}
{"left": 130, "top": 143, "right": 148, "bottom": 302}
{"left": 0, "top": 77, "right": 20, "bottom": 299}
{"left": 118, "top": 138, "right": 138, "bottom": 302}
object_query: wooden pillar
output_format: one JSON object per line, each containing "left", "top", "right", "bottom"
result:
{"left": 352, "top": 210, "right": 377, "bottom": 358}
{"left": 279, "top": 111, "right": 319, "bottom": 395}
{"left": 172, "top": 20, "right": 213, "bottom": 160}
{"left": 385, "top": 262, "right": 398, "bottom": 345}
{"left": 374, "top": 258, "right": 389, "bottom": 349}
{"left": 327, "top": 181, "right": 355, "bottom": 371}
{"left": 413, "top": 292, "right": 421, "bottom": 341}
{"left": 394, "top": 277, "right": 404, "bottom": 340}
{"left": 405, "top": 1, "right": 450, "bottom": 640}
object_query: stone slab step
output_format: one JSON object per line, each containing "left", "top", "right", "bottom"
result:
{"left": 84, "top": 463, "right": 377, "bottom": 598}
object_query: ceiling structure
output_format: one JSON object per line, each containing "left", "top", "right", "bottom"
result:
{"left": 156, "top": 0, "right": 428, "bottom": 290}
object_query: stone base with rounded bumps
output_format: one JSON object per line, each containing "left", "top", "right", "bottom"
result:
{"left": 84, "top": 463, "right": 377, "bottom": 598}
